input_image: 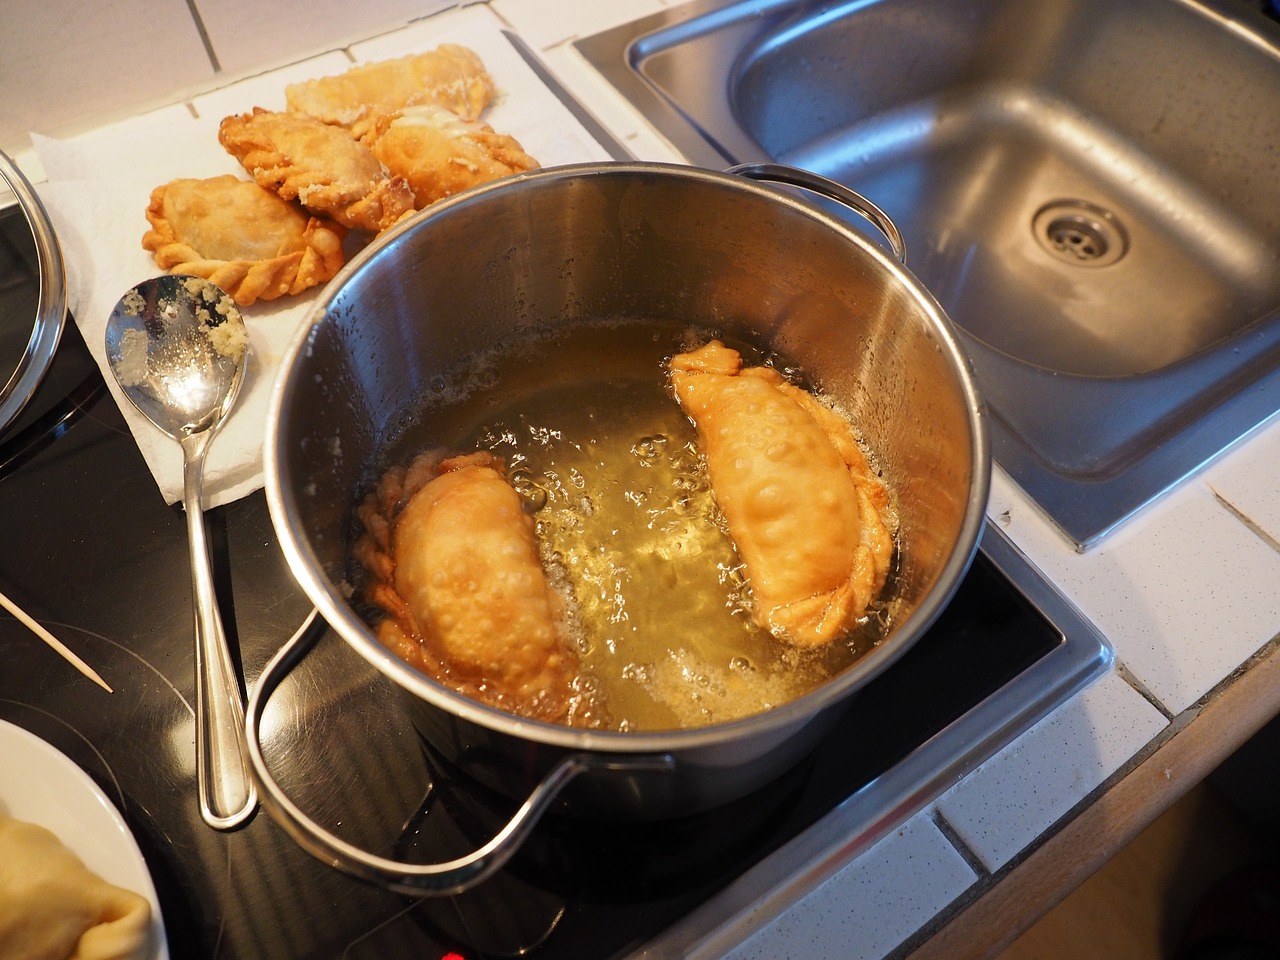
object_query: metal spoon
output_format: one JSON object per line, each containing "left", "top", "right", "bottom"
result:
{"left": 105, "top": 274, "right": 256, "bottom": 830}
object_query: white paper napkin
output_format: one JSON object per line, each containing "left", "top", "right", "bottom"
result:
{"left": 32, "top": 6, "right": 613, "bottom": 508}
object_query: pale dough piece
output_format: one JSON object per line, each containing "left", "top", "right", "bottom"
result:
{"left": 218, "top": 108, "right": 415, "bottom": 233}
{"left": 285, "top": 44, "right": 494, "bottom": 139}
{"left": 355, "top": 451, "right": 598, "bottom": 726}
{"left": 363, "top": 103, "right": 539, "bottom": 208}
{"left": 0, "top": 815, "right": 151, "bottom": 960}
{"left": 670, "top": 340, "right": 893, "bottom": 646}
{"left": 142, "top": 175, "right": 346, "bottom": 306}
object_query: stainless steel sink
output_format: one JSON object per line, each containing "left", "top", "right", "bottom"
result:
{"left": 578, "top": 0, "right": 1280, "bottom": 548}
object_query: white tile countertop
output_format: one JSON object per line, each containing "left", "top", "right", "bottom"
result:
{"left": 9, "top": 0, "right": 1280, "bottom": 956}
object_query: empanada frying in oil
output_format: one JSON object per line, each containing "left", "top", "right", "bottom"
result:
{"left": 355, "top": 451, "right": 600, "bottom": 727}
{"left": 670, "top": 340, "right": 894, "bottom": 647}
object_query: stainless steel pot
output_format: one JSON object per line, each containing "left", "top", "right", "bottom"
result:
{"left": 253, "top": 161, "right": 989, "bottom": 895}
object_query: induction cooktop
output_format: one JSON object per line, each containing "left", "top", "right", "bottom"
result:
{"left": 0, "top": 186, "right": 1110, "bottom": 960}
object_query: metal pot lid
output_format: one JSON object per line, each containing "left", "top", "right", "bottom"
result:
{"left": 0, "top": 149, "right": 66, "bottom": 438}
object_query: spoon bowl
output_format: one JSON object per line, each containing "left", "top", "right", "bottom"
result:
{"left": 105, "top": 274, "right": 256, "bottom": 830}
{"left": 106, "top": 275, "right": 247, "bottom": 432}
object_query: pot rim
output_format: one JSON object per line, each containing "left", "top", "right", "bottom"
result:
{"left": 264, "top": 160, "right": 991, "bottom": 754}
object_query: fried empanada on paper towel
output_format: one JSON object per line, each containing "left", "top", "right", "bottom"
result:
{"left": 364, "top": 104, "right": 539, "bottom": 207}
{"left": 670, "top": 340, "right": 893, "bottom": 647}
{"left": 142, "top": 174, "right": 345, "bottom": 306}
{"left": 354, "top": 451, "right": 599, "bottom": 727}
{"left": 0, "top": 814, "right": 151, "bottom": 960}
{"left": 218, "top": 108, "right": 414, "bottom": 233}
{"left": 286, "top": 44, "right": 494, "bottom": 138}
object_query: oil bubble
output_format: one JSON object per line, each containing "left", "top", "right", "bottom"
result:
{"left": 510, "top": 468, "right": 550, "bottom": 513}
{"left": 630, "top": 434, "right": 668, "bottom": 463}
{"left": 622, "top": 662, "right": 652, "bottom": 684}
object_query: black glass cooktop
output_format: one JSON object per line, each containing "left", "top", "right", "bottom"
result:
{"left": 0, "top": 204, "right": 1108, "bottom": 960}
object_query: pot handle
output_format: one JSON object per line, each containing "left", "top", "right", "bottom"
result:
{"left": 245, "top": 609, "right": 675, "bottom": 897}
{"left": 727, "top": 162, "right": 907, "bottom": 264}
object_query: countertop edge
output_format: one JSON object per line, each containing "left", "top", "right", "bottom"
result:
{"left": 902, "top": 633, "right": 1280, "bottom": 960}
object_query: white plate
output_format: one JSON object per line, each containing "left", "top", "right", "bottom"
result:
{"left": 0, "top": 718, "right": 169, "bottom": 959}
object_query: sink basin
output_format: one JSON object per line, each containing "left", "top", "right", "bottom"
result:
{"left": 578, "top": 0, "right": 1280, "bottom": 547}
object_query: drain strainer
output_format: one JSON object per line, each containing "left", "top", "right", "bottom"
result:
{"left": 1032, "top": 200, "right": 1128, "bottom": 267}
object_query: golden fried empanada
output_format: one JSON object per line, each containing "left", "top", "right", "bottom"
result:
{"left": 363, "top": 104, "right": 539, "bottom": 208}
{"left": 218, "top": 108, "right": 414, "bottom": 233}
{"left": 285, "top": 44, "right": 494, "bottom": 138}
{"left": 670, "top": 340, "right": 893, "bottom": 647}
{"left": 142, "top": 174, "right": 345, "bottom": 306}
{"left": 355, "top": 451, "right": 599, "bottom": 726}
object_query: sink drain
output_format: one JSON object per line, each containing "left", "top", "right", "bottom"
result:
{"left": 1033, "top": 200, "right": 1128, "bottom": 267}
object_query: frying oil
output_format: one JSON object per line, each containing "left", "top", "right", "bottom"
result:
{"left": 375, "top": 320, "right": 890, "bottom": 731}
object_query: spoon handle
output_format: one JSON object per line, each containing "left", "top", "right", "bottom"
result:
{"left": 182, "top": 431, "right": 258, "bottom": 830}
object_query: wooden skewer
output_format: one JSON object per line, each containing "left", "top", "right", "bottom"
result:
{"left": 0, "top": 589, "right": 113, "bottom": 693}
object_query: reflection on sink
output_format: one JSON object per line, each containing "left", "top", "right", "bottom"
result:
{"left": 578, "top": 0, "right": 1280, "bottom": 548}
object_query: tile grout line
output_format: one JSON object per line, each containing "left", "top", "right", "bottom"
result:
{"left": 184, "top": 0, "right": 223, "bottom": 74}
{"left": 929, "top": 805, "right": 992, "bottom": 880}
{"left": 887, "top": 809, "right": 995, "bottom": 958}
{"left": 1114, "top": 659, "right": 1177, "bottom": 723}
{"left": 1209, "top": 486, "right": 1280, "bottom": 555}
